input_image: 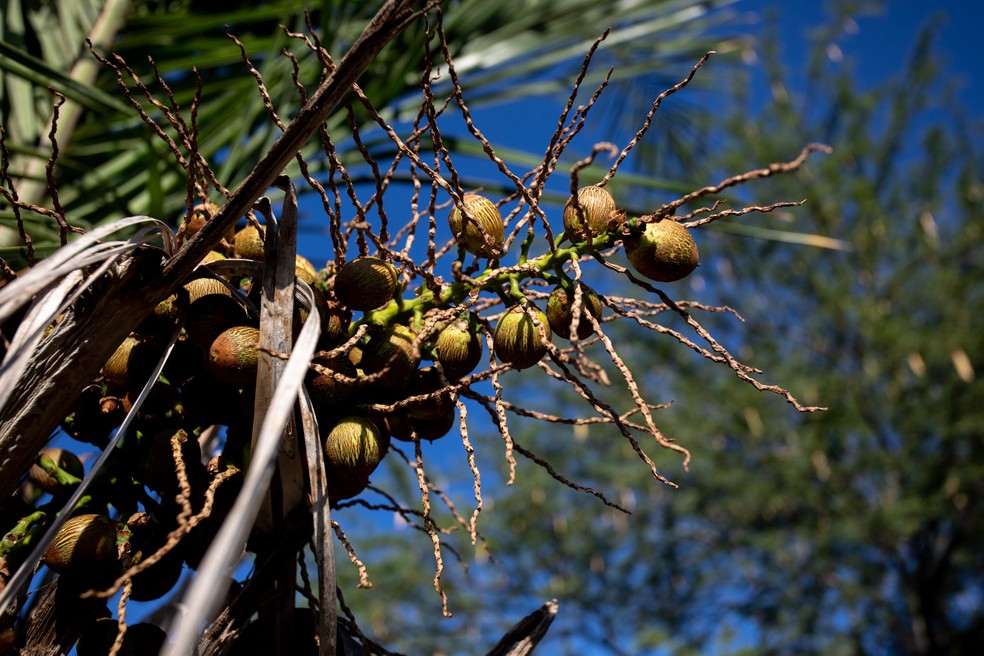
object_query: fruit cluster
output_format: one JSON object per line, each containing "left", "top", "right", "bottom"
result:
{"left": 0, "top": 182, "right": 700, "bottom": 649}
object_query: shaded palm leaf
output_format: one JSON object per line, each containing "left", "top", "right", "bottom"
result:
{"left": 1, "top": 0, "right": 737, "bottom": 257}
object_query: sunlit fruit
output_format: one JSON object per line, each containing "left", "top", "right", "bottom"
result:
{"left": 493, "top": 304, "right": 551, "bottom": 370}
{"left": 563, "top": 185, "right": 621, "bottom": 242}
{"left": 43, "top": 514, "right": 120, "bottom": 578}
{"left": 546, "top": 283, "right": 604, "bottom": 340}
{"left": 208, "top": 326, "right": 260, "bottom": 386}
{"left": 233, "top": 224, "right": 265, "bottom": 260}
{"left": 434, "top": 316, "right": 483, "bottom": 380}
{"left": 334, "top": 256, "right": 399, "bottom": 311}
{"left": 448, "top": 193, "right": 504, "bottom": 257}
{"left": 624, "top": 219, "right": 699, "bottom": 282}
{"left": 323, "top": 416, "right": 388, "bottom": 479}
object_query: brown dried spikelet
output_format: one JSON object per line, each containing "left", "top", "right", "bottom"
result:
{"left": 624, "top": 219, "right": 699, "bottom": 282}
{"left": 334, "top": 256, "right": 399, "bottom": 311}
{"left": 493, "top": 304, "right": 552, "bottom": 370}
{"left": 448, "top": 193, "right": 504, "bottom": 257}
{"left": 563, "top": 185, "right": 621, "bottom": 242}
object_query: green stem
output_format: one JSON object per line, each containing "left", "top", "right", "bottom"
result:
{"left": 352, "top": 226, "right": 625, "bottom": 334}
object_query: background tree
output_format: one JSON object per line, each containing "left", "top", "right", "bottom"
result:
{"left": 333, "top": 10, "right": 984, "bottom": 656}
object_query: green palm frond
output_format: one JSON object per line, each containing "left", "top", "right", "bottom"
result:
{"left": 0, "top": 0, "right": 739, "bottom": 255}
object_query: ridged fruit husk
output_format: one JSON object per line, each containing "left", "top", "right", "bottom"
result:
{"left": 563, "top": 185, "right": 621, "bottom": 242}
{"left": 102, "top": 335, "right": 158, "bottom": 390}
{"left": 323, "top": 416, "right": 388, "bottom": 479}
{"left": 362, "top": 324, "right": 419, "bottom": 388}
{"left": 208, "top": 325, "right": 260, "bottom": 386}
{"left": 183, "top": 287, "right": 249, "bottom": 349}
{"left": 295, "top": 254, "right": 318, "bottom": 285}
{"left": 434, "top": 317, "right": 483, "bottom": 380}
{"left": 43, "top": 514, "right": 120, "bottom": 578}
{"left": 624, "top": 219, "right": 699, "bottom": 282}
{"left": 493, "top": 304, "right": 552, "bottom": 370}
{"left": 448, "top": 193, "right": 504, "bottom": 257}
{"left": 546, "top": 283, "right": 604, "bottom": 340}
{"left": 29, "top": 447, "right": 85, "bottom": 494}
{"left": 334, "top": 256, "right": 398, "bottom": 311}
{"left": 319, "top": 298, "right": 351, "bottom": 346}
{"left": 183, "top": 276, "right": 233, "bottom": 304}
{"left": 233, "top": 224, "right": 265, "bottom": 260}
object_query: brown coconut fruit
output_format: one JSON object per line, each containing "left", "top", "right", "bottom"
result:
{"left": 448, "top": 193, "right": 504, "bottom": 257}
{"left": 624, "top": 219, "right": 699, "bottom": 282}
{"left": 207, "top": 325, "right": 260, "bottom": 386}
{"left": 333, "top": 256, "right": 399, "bottom": 312}
{"left": 43, "top": 514, "right": 121, "bottom": 583}
{"left": 233, "top": 224, "right": 265, "bottom": 260}
{"left": 493, "top": 304, "right": 552, "bottom": 370}
{"left": 546, "top": 283, "right": 604, "bottom": 340}
{"left": 563, "top": 185, "right": 621, "bottom": 242}
{"left": 295, "top": 254, "right": 319, "bottom": 285}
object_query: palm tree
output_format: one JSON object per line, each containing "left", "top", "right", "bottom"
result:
{"left": 0, "top": 1, "right": 752, "bottom": 653}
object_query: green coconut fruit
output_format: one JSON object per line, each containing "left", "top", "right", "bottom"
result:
{"left": 563, "top": 185, "right": 621, "bottom": 242}
{"left": 434, "top": 317, "right": 483, "bottom": 380}
{"left": 448, "top": 193, "right": 504, "bottom": 257}
{"left": 546, "top": 283, "right": 604, "bottom": 340}
{"left": 493, "top": 304, "right": 552, "bottom": 370}
{"left": 323, "top": 416, "right": 388, "bottom": 480}
{"left": 624, "top": 219, "right": 699, "bottom": 282}
{"left": 208, "top": 325, "right": 260, "bottom": 386}
{"left": 334, "top": 256, "right": 399, "bottom": 312}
